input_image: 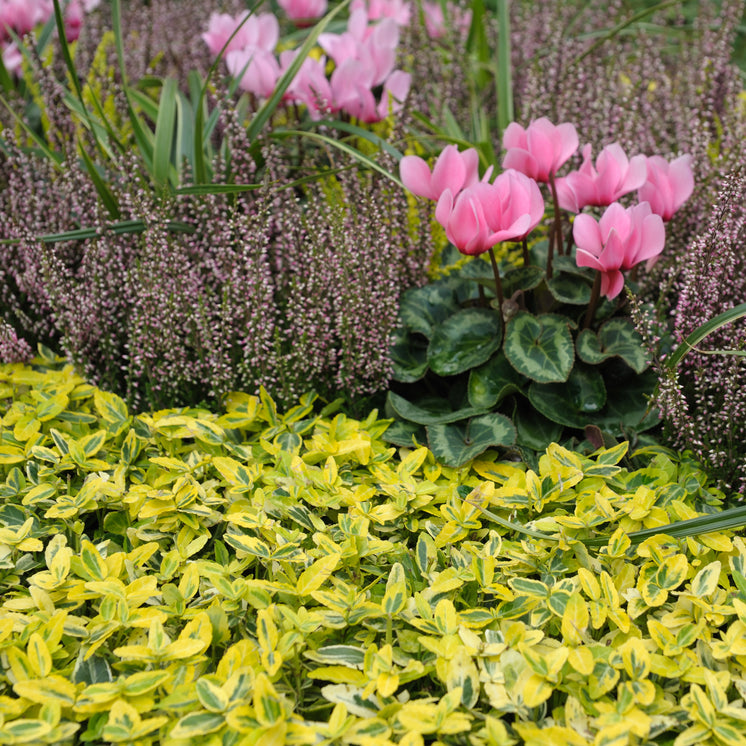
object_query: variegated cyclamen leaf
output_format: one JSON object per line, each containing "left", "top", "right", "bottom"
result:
{"left": 427, "top": 413, "right": 516, "bottom": 467}
{"left": 467, "top": 351, "right": 525, "bottom": 409}
{"left": 504, "top": 312, "right": 574, "bottom": 383}
{"left": 576, "top": 318, "right": 649, "bottom": 374}
{"left": 427, "top": 307, "right": 503, "bottom": 376}
{"left": 528, "top": 364, "right": 606, "bottom": 428}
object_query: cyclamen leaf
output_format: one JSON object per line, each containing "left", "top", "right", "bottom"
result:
{"left": 427, "top": 308, "right": 502, "bottom": 377}
{"left": 504, "top": 312, "right": 574, "bottom": 383}
{"left": 576, "top": 318, "right": 649, "bottom": 373}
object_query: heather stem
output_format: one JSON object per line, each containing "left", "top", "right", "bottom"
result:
{"left": 488, "top": 247, "right": 505, "bottom": 313}
{"left": 584, "top": 272, "right": 602, "bottom": 330}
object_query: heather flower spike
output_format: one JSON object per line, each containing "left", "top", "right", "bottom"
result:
{"left": 501, "top": 117, "right": 579, "bottom": 182}
{"left": 638, "top": 154, "right": 694, "bottom": 221}
{"left": 574, "top": 201, "right": 666, "bottom": 301}
{"left": 399, "top": 145, "right": 481, "bottom": 201}
{"left": 555, "top": 143, "right": 648, "bottom": 213}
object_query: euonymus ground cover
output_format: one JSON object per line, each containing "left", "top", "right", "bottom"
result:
{"left": 1, "top": 359, "right": 745, "bottom": 745}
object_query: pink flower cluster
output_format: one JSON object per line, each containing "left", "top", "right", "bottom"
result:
{"left": 402, "top": 117, "right": 695, "bottom": 299}
{"left": 400, "top": 145, "right": 544, "bottom": 256}
{"left": 202, "top": 8, "right": 411, "bottom": 123}
{"left": 0, "top": 0, "right": 99, "bottom": 75}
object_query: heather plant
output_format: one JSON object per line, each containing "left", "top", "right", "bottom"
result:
{"left": 0, "top": 0, "right": 439, "bottom": 411}
{"left": 635, "top": 170, "right": 746, "bottom": 495}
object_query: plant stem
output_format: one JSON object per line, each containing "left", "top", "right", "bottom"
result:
{"left": 488, "top": 247, "right": 505, "bottom": 312}
{"left": 522, "top": 237, "right": 530, "bottom": 266}
{"left": 584, "top": 272, "right": 601, "bottom": 330}
{"left": 548, "top": 172, "right": 564, "bottom": 258}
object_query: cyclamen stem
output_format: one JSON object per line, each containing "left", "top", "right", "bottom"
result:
{"left": 584, "top": 272, "right": 602, "bottom": 330}
{"left": 548, "top": 172, "right": 564, "bottom": 258}
{"left": 522, "top": 237, "right": 530, "bottom": 266}
{"left": 488, "top": 247, "right": 505, "bottom": 314}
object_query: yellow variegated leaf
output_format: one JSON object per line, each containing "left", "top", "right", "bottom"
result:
{"left": 513, "top": 722, "right": 588, "bottom": 746}
{"left": 561, "top": 593, "right": 589, "bottom": 646}
{"left": 27, "top": 633, "right": 52, "bottom": 678}
{"left": 196, "top": 677, "right": 230, "bottom": 713}
{"left": 253, "top": 674, "right": 283, "bottom": 726}
{"left": 13, "top": 676, "right": 77, "bottom": 706}
{"left": 567, "top": 646, "right": 594, "bottom": 676}
{"left": 296, "top": 554, "right": 341, "bottom": 597}
{"left": 521, "top": 673, "right": 553, "bottom": 708}
{"left": 382, "top": 562, "right": 407, "bottom": 616}
{"left": 307, "top": 666, "right": 367, "bottom": 685}
{"left": 396, "top": 702, "right": 439, "bottom": 734}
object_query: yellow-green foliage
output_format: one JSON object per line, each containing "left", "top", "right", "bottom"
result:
{"left": 0, "top": 361, "right": 742, "bottom": 745}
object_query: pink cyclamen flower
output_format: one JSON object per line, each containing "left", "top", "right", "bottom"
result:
{"left": 376, "top": 69, "right": 410, "bottom": 119}
{"left": 225, "top": 47, "right": 281, "bottom": 99}
{"left": 637, "top": 154, "right": 694, "bottom": 221}
{"left": 502, "top": 117, "right": 579, "bottom": 182}
{"left": 280, "top": 51, "right": 334, "bottom": 119}
{"left": 400, "top": 145, "right": 483, "bottom": 201}
{"left": 277, "top": 0, "right": 328, "bottom": 23}
{"left": 555, "top": 143, "right": 648, "bottom": 213}
{"left": 434, "top": 169, "right": 545, "bottom": 256}
{"left": 574, "top": 201, "right": 666, "bottom": 299}
{"left": 202, "top": 11, "right": 279, "bottom": 58}
{"left": 351, "top": 0, "right": 411, "bottom": 26}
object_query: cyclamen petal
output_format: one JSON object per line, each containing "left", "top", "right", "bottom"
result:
{"left": 638, "top": 153, "right": 694, "bottom": 220}
{"left": 400, "top": 145, "right": 480, "bottom": 202}
{"left": 573, "top": 201, "right": 666, "bottom": 299}
{"left": 572, "top": 213, "right": 603, "bottom": 255}
{"left": 501, "top": 117, "right": 578, "bottom": 182}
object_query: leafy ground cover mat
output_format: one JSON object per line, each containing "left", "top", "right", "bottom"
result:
{"left": 0, "top": 361, "right": 744, "bottom": 745}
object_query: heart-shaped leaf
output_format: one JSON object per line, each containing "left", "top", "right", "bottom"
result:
{"left": 595, "top": 369, "right": 660, "bottom": 434}
{"left": 468, "top": 352, "right": 526, "bottom": 409}
{"left": 504, "top": 312, "right": 575, "bottom": 383}
{"left": 576, "top": 318, "right": 649, "bottom": 373}
{"left": 428, "top": 308, "right": 502, "bottom": 377}
{"left": 381, "top": 418, "right": 427, "bottom": 447}
{"left": 387, "top": 391, "right": 488, "bottom": 426}
{"left": 390, "top": 327, "right": 428, "bottom": 382}
{"left": 546, "top": 273, "right": 592, "bottom": 305}
{"left": 398, "top": 279, "right": 461, "bottom": 338}
{"left": 514, "top": 404, "right": 564, "bottom": 451}
{"left": 427, "top": 413, "right": 516, "bottom": 467}
{"left": 502, "top": 265, "right": 545, "bottom": 297}
{"left": 528, "top": 365, "right": 607, "bottom": 428}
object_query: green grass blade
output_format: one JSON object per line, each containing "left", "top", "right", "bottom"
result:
{"left": 191, "top": 0, "right": 265, "bottom": 184}
{"left": 270, "top": 129, "right": 403, "bottom": 187}
{"left": 175, "top": 184, "right": 264, "bottom": 196}
{"left": 111, "top": 0, "right": 155, "bottom": 174}
{"left": 308, "top": 119, "right": 404, "bottom": 160}
{"left": 0, "top": 94, "right": 63, "bottom": 167}
{"left": 153, "top": 77, "right": 178, "bottom": 189}
{"left": 495, "top": 0, "right": 513, "bottom": 137}
{"left": 663, "top": 303, "right": 746, "bottom": 373}
{"left": 583, "top": 506, "right": 746, "bottom": 547}
{"left": 78, "top": 144, "right": 121, "bottom": 219}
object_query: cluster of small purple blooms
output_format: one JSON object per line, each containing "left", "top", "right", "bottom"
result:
{"left": 202, "top": 0, "right": 469, "bottom": 123}
{"left": 400, "top": 117, "right": 694, "bottom": 302}
{"left": 0, "top": 0, "right": 100, "bottom": 75}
